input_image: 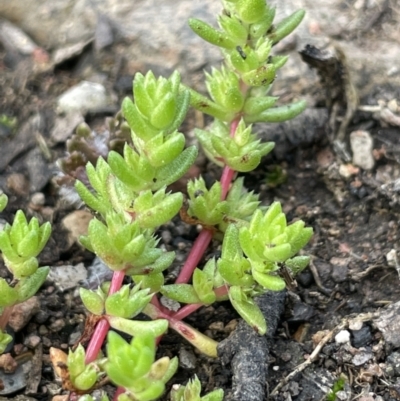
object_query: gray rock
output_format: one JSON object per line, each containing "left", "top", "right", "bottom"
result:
{"left": 47, "top": 263, "right": 88, "bottom": 291}
{"left": 179, "top": 347, "right": 197, "bottom": 370}
{"left": 386, "top": 352, "right": 400, "bottom": 377}
{"left": 350, "top": 325, "right": 372, "bottom": 348}
{"left": 374, "top": 301, "right": 400, "bottom": 350}
{"left": 352, "top": 351, "right": 373, "bottom": 366}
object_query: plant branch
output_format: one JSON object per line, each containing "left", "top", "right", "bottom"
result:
{"left": 85, "top": 270, "right": 125, "bottom": 363}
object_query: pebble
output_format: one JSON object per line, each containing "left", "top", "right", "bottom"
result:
{"left": 209, "top": 321, "right": 224, "bottom": 332}
{"left": 352, "top": 351, "right": 373, "bottom": 366}
{"left": 68, "top": 330, "right": 82, "bottom": 346}
{"left": 6, "top": 173, "right": 30, "bottom": 196}
{"left": 8, "top": 296, "right": 41, "bottom": 332}
{"left": 351, "top": 325, "right": 372, "bottom": 348}
{"left": 25, "top": 335, "right": 41, "bottom": 349}
{"left": 386, "top": 352, "right": 400, "bottom": 376}
{"left": 61, "top": 209, "right": 93, "bottom": 249}
{"left": 47, "top": 263, "right": 88, "bottom": 292}
{"left": 335, "top": 330, "right": 351, "bottom": 344}
{"left": 50, "top": 112, "right": 84, "bottom": 143}
{"left": 57, "top": 81, "right": 112, "bottom": 114}
{"left": 350, "top": 130, "right": 374, "bottom": 170}
{"left": 374, "top": 301, "right": 400, "bottom": 349}
{"left": 288, "top": 301, "right": 315, "bottom": 323}
{"left": 49, "top": 319, "right": 65, "bottom": 333}
{"left": 179, "top": 347, "right": 197, "bottom": 370}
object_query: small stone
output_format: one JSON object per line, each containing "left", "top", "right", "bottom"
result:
{"left": 374, "top": 301, "right": 400, "bottom": 349}
{"left": 352, "top": 351, "right": 373, "bottom": 366}
{"left": 61, "top": 210, "right": 93, "bottom": 249}
{"left": 30, "top": 192, "right": 45, "bottom": 207}
{"left": 351, "top": 325, "right": 372, "bottom": 348}
{"left": 42, "top": 337, "right": 52, "bottom": 347}
{"left": 57, "top": 81, "right": 113, "bottom": 114}
{"left": 335, "top": 330, "right": 351, "bottom": 344}
{"left": 46, "top": 382, "right": 62, "bottom": 396}
{"left": 287, "top": 301, "right": 315, "bottom": 323}
{"left": 350, "top": 130, "right": 374, "bottom": 170}
{"left": 339, "top": 163, "right": 360, "bottom": 178}
{"left": 68, "top": 330, "right": 81, "bottom": 346}
{"left": 39, "top": 325, "right": 49, "bottom": 335}
{"left": 47, "top": 263, "right": 87, "bottom": 292}
{"left": 49, "top": 319, "right": 65, "bottom": 333}
{"left": 7, "top": 173, "right": 30, "bottom": 196}
{"left": 50, "top": 112, "right": 84, "bottom": 143}
{"left": 209, "top": 321, "right": 224, "bottom": 332}
{"left": 0, "top": 353, "right": 17, "bottom": 373}
{"left": 386, "top": 352, "right": 400, "bottom": 376}
{"left": 25, "top": 335, "right": 41, "bottom": 349}
{"left": 8, "top": 296, "right": 40, "bottom": 332}
{"left": 281, "top": 352, "right": 292, "bottom": 362}
{"left": 386, "top": 249, "right": 398, "bottom": 267}
{"left": 224, "top": 319, "right": 238, "bottom": 333}
{"left": 179, "top": 347, "right": 197, "bottom": 370}
{"left": 34, "top": 310, "right": 49, "bottom": 324}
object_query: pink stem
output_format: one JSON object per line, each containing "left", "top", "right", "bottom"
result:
{"left": 175, "top": 229, "right": 214, "bottom": 284}
{"left": 220, "top": 166, "right": 235, "bottom": 200}
{"left": 113, "top": 386, "right": 126, "bottom": 401}
{"left": 85, "top": 270, "right": 125, "bottom": 364}
{"left": 172, "top": 303, "right": 203, "bottom": 321}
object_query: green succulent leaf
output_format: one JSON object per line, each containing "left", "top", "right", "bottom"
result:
{"left": 155, "top": 146, "right": 198, "bottom": 189}
{"left": 243, "top": 96, "right": 278, "bottom": 116}
{"left": 160, "top": 284, "right": 201, "bottom": 304}
{"left": 249, "top": 7, "right": 276, "bottom": 39}
{"left": 0, "top": 193, "right": 8, "bottom": 212}
{"left": 228, "top": 286, "right": 266, "bottom": 335}
{"left": 245, "top": 100, "right": 307, "bottom": 123}
{"left": 252, "top": 270, "right": 286, "bottom": 291}
{"left": 189, "top": 19, "right": 236, "bottom": 49}
{"left": 285, "top": 255, "right": 311, "bottom": 275}
{"left": 105, "top": 284, "right": 152, "bottom": 319}
{"left": 108, "top": 316, "right": 168, "bottom": 338}
{"left": 0, "top": 329, "right": 12, "bottom": 354}
{"left": 235, "top": 0, "right": 267, "bottom": 24}
{"left": 268, "top": 10, "right": 305, "bottom": 44}
{"left": 16, "top": 266, "right": 49, "bottom": 302}
{"left": 0, "top": 278, "right": 19, "bottom": 307}
{"left": 192, "top": 268, "right": 217, "bottom": 305}
{"left": 80, "top": 288, "right": 105, "bottom": 315}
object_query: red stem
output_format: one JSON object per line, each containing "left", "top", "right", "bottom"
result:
{"left": 175, "top": 229, "right": 214, "bottom": 284}
{"left": 172, "top": 303, "right": 203, "bottom": 321}
{"left": 171, "top": 117, "right": 240, "bottom": 321}
{"left": 85, "top": 270, "right": 125, "bottom": 364}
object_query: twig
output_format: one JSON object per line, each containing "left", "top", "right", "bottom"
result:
{"left": 308, "top": 258, "right": 332, "bottom": 296}
{"left": 350, "top": 264, "right": 385, "bottom": 281}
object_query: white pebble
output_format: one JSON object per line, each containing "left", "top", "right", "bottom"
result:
{"left": 335, "top": 330, "right": 351, "bottom": 344}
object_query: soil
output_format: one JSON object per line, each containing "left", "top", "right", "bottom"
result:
{"left": 1, "top": 1, "right": 400, "bottom": 401}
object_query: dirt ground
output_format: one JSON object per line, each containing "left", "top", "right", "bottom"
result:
{"left": 1, "top": 0, "right": 400, "bottom": 400}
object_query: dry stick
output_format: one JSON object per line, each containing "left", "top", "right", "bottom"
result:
{"left": 308, "top": 257, "right": 332, "bottom": 296}
{"left": 270, "top": 312, "right": 378, "bottom": 396}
